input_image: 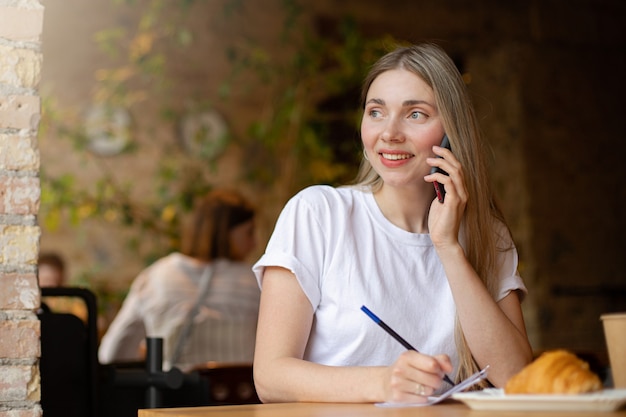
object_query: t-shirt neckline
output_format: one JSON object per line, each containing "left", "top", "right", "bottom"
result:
{"left": 356, "top": 187, "right": 434, "bottom": 247}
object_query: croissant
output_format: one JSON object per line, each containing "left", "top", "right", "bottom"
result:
{"left": 505, "top": 349, "right": 602, "bottom": 394}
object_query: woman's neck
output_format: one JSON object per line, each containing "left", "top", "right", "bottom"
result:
{"left": 373, "top": 184, "right": 433, "bottom": 234}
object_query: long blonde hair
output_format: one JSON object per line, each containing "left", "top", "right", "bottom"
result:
{"left": 354, "top": 43, "right": 512, "bottom": 384}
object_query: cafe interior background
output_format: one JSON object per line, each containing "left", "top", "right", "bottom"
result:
{"left": 38, "top": 0, "right": 625, "bottom": 360}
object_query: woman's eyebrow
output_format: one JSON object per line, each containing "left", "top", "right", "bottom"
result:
{"left": 365, "top": 98, "right": 435, "bottom": 108}
{"left": 365, "top": 98, "right": 385, "bottom": 106}
{"left": 403, "top": 99, "right": 434, "bottom": 107}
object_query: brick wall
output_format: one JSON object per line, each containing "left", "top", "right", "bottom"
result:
{"left": 0, "top": 1, "right": 44, "bottom": 416}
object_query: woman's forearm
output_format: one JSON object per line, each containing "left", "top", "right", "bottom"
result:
{"left": 437, "top": 244, "right": 533, "bottom": 387}
{"left": 254, "top": 357, "right": 387, "bottom": 403}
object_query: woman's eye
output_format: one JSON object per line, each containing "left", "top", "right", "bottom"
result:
{"left": 409, "top": 111, "right": 424, "bottom": 120}
{"left": 369, "top": 109, "right": 382, "bottom": 118}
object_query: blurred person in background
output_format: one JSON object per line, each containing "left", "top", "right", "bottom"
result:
{"left": 38, "top": 251, "right": 88, "bottom": 322}
{"left": 38, "top": 252, "right": 67, "bottom": 288}
{"left": 98, "top": 188, "right": 260, "bottom": 371}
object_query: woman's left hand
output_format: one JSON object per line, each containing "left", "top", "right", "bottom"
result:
{"left": 424, "top": 144, "right": 468, "bottom": 248}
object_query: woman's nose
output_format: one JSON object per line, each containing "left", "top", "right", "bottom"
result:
{"left": 381, "top": 117, "right": 405, "bottom": 142}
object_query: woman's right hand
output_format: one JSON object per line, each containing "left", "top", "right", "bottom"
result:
{"left": 383, "top": 350, "right": 453, "bottom": 403}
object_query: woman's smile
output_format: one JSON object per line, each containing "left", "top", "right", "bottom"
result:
{"left": 379, "top": 150, "right": 415, "bottom": 168}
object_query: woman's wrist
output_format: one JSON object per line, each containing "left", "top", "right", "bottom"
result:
{"left": 434, "top": 241, "right": 465, "bottom": 263}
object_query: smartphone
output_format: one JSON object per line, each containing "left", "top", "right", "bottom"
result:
{"left": 430, "top": 134, "right": 451, "bottom": 203}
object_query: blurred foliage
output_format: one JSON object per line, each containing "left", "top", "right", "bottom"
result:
{"left": 39, "top": 0, "right": 395, "bottom": 304}
{"left": 225, "top": 20, "right": 392, "bottom": 197}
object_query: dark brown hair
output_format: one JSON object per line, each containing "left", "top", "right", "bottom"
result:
{"left": 38, "top": 252, "right": 66, "bottom": 274}
{"left": 181, "top": 189, "right": 255, "bottom": 261}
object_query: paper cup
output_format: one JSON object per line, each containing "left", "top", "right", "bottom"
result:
{"left": 601, "top": 312, "right": 626, "bottom": 388}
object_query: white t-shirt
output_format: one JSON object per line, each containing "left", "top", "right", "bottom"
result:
{"left": 99, "top": 253, "right": 260, "bottom": 370}
{"left": 253, "top": 185, "right": 526, "bottom": 379}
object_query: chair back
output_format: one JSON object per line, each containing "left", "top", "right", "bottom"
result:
{"left": 194, "top": 362, "right": 260, "bottom": 405}
{"left": 38, "top": 287, "right": 99, "bottom": 417}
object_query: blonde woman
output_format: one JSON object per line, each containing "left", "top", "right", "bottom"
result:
{"left": 252, "top": 43, "right": 532, "bottom": 403}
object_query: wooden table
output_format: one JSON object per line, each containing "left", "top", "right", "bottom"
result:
{"left": 139, "top": 401, "right": 626, "bottom": 416}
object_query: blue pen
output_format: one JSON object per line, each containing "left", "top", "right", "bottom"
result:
{"left": 361, "top": 305, "right": 455, "bottom": 386}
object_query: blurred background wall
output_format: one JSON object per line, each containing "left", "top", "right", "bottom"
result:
{"left": 38, "top": 0, "right": 625, "bottom": 356}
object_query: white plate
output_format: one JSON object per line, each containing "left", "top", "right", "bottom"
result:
{"left": 452, "top": 388, "right": 626, "bottom": 412}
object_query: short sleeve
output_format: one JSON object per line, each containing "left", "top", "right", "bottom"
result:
{"left": 252, "top": 187, "right": 331, "bottom": 309}
{"left": 496, "top": 246, "right": 527, "bottom": 301}
{"left": 492, "top": 219, "right": 527, "bottom": 302}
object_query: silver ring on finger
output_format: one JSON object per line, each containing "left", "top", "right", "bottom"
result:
{"left": 415, "top": 383, "right": 426, "bottom": 396}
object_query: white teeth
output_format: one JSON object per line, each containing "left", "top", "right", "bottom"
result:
{"left": 381, "top": 153, "right": 412, "bottom": 161}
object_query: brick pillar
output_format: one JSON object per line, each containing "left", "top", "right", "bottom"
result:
{"left": 0, "top": 1, "right": 44, "bottom": 416}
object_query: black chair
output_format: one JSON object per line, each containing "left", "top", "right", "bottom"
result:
{"left": 98, "top": 338, "right": 211, "bottom": 417}
{"left": 38, "top": 287, "right": 100, "bottom": 417}
{"left": 98, "top": 342, "right": 259, "bottom": 416}
{"left": 194, "top": 362, "right": 260, "bottom": 405}
{"left": 99, "top": 363, "right": 212, "bottom": 417}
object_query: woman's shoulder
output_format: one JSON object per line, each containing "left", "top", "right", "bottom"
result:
{"left": 490, "top": 217, "right": 516, "bottom": 251}
{"left": 136, "top": 253, "right": 189, "bottom": 283}
{"left": 149, "top": 252, "right": 186, "bottom": 270}
{"left": 290, "top": 184, "right": 367, "bottom": 209}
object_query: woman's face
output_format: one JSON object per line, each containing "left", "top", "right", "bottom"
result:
{"left": 228, "top": 219, "right": 256, "bottom": 261}
{"left": 361, "top": 68, "right": 445, "bottom": 189}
